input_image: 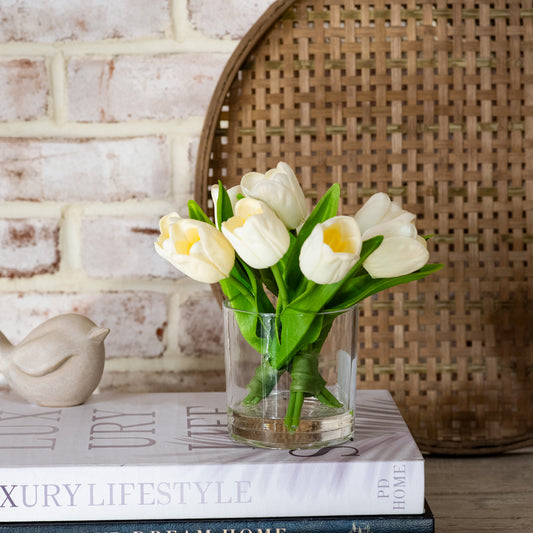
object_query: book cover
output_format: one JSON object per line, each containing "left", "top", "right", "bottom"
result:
{"left": 0, "top": 502, "right": 435, "bottom": 533}
{"left": 0, "top": 390, "right": 425, "bottom": 522}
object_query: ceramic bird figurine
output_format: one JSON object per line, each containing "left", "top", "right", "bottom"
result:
{"left": 0, "top": 313, "right": 110, "bottom": 407}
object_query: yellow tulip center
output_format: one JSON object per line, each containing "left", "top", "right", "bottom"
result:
{"left": 175, "top": 227, "right": 200, "bottom": 255}
{"left": 323, "top": 225, "right": 354, "bottom": 253}
{"left": 241, "top": 202, "right": 263, "bottom": 219}
{"left": 227, "top": 200, "right": 264, "bottom": 231}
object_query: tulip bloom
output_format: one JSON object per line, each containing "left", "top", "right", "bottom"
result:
{"left": 241, "top": 162, "right": 307, "bottom": 229}
{"left": 355, "top": 193, "right": 429, "bottom": 278}
{"left": 221, "top": 198, "right": 290, "bottom": 269}
{"left": 299, "top": 216, "right": 362, "bottom": 284}
{"left": 155, "top": 213, "right": 235, "bottom": 283}
{"left": 363, "top": 235, "right": 429, "bottom": 278}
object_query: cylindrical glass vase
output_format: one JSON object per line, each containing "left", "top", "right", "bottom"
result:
{"left": 223, "top": 302, "right": 358, "bottom": 449}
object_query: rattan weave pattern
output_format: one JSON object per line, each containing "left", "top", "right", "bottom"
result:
{"left": 195, "top": 0, "right": 533, "bottom": 453}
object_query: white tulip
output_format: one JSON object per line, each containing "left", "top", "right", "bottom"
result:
{"left": 354, "top": 192, "right": 391, "bottom": 234}
{"left": 211, "top": 184, "right": 242, "bottom": 226}
{"left": 354, "top": 192, "right": 429, "bottom": 278}
{"left": 221, "top": 198, "right": 291, "bottom": 269}
{"left": 363, "top": 235, "right": 429, "bottom": 278}
{"left": 299, "top": 216, "right": 362, "bottom": 284}
{"left": 241, "top": 161, "right": 307, "bottom": 229}
{"left": 154, "top": 213, "right": 235, "bottom": 283}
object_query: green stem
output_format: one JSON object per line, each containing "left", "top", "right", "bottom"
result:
{"left": 271, "top": 263, "right": 288, "bottom": 312}
{"left": 227, "top": 275, "right": 255, "bottom": 307}
{"left": 284, "top": 391, "right": 304, "bottom": 432}
{"left": 285, "top": 390, "right": 296, "bottom": 427}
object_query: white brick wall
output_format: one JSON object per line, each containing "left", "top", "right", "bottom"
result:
{"left": 0, "top": 60, "right": 48, "bottom": 120}
{"left": 0, "top": 137, "right": 170, "bottom": 201}
{"left": 0, "top": 0, "right": 277, "bottom": 394}
{"left": 0, "top": 218, "right": 59, "bottom": 277}
{"left": 68, "top": 55, "right": 228, "bottom": 121}
{"left": 0, "top": 0, "right": 171, "bottom": 42}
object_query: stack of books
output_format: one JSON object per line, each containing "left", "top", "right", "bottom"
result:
{"left": 0, "top": 390, "right": 434, "bottom": 532}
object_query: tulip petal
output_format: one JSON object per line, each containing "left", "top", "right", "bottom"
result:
{"left": 276, "top": 161, "right": 308, "bottom": 221}
{"left": 241, "top": 162, "right": 307, "bottom": 229}
{"left": 192, "top": 223, "right": 236, "bottom": 278}
{"left": 379, "top": 201, "right": 405, "bottom": 223}
{"left": 223, "top": 220, "right": 269, "bottom": 269}
{"left": 300, "top": 242, "right": 357, "bottom": 284}
{"left": 156, "top": 212, "right": 180, "bottom": 244}
{"left": 354, "top": 192, "right": 391, "bottom": 234}
{"left": 362, "top": 212, "right": 416, "bottom": 241}
{"left": 363, "top": 236, "right": 429, "bottom": 278}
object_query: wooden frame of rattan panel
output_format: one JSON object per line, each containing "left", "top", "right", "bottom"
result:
{"left": 195, "top": 0, "right": 533, "bottom": 454}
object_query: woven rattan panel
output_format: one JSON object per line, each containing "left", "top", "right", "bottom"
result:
{"left": 195, "top": 0, "right": 533, "bottom": 454}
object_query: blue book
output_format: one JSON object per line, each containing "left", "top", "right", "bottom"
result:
{"left": 0, "top": 502, "right": 434, "bottom": 532}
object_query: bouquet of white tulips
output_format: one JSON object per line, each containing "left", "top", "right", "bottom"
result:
{"left": 155, "top": 162, "right": 443, "bottom": 431}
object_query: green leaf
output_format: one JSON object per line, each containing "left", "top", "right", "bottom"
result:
{"left": 219, "top": 261, "right": 261, "bottom": 351}
{"left": 283, "top": 183, "right": 341, "bottom": 298}
{"left": 297, "top": 313, "right": 324, "bottom": 351}
{"left": 187, "top": 200, "right": 214, "bottom": 225}
{"left": 219, "top": 258, "right": 276, "bottom": 355}
{"left": 326, "top": 263, "right": 445, "bottom": 311}
{"left": 220, "top": 280, "right": 263, "bottom": 353}
{"left": 219, "top": 270, "right": 250, "bottom": 309}
{"left": 324, "top": 274, "right": 372, "bottom": 310}
{"left": 310, "top": 311, "right": 339, "bottom": 353}
{"left": 242, "top": 261, "right": 276, "bottom": 315}
{"left": 216, "top": 180, "right": 234, "bottom": 229}
{"left": 260, "top": 268, "right": 279, "bottom": 297}
{"left": 277, "top": 231, "right": 297, "bottom": 275}
{"left": 243, "top": 359, "right": 285, "bottom": 405}
{"left": 288, "top": 352, "right": 327, "bottom": 396}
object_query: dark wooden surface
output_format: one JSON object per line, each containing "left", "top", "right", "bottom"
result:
{"left": 425, "top": 448, "right": 533, "bottom": 532}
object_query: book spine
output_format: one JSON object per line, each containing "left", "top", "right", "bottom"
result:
{"left": 0, "top": 459, "right": 424, "bottom": 522}
{"left": 0, "top": 513, "right": 435, "bottom": 533}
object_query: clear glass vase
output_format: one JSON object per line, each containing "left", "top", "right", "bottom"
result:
{"left": 223, "top": 302, "right": 358, "bottom": 449}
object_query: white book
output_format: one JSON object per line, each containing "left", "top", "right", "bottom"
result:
{"left": 0, "top": 390, "right": 424, "bottom": 522}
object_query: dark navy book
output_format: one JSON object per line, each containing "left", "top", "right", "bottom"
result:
{"left": 0, "top": 501, "right": 434, "bottom": 533}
